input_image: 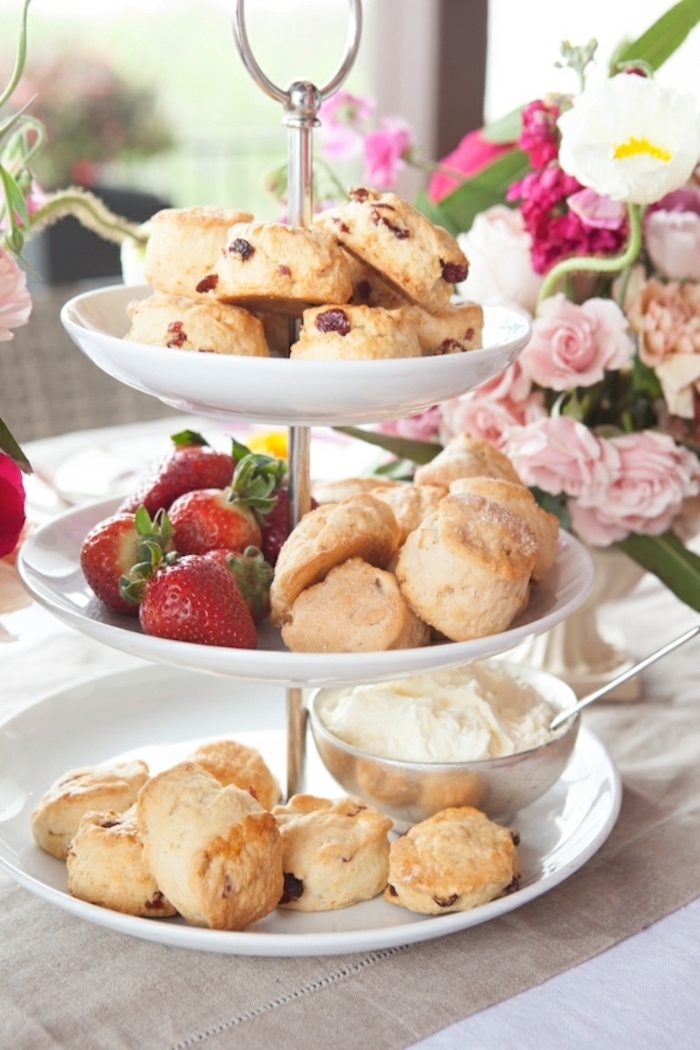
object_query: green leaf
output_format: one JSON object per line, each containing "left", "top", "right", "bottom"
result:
{"left": 481, "top": 106, "right": 524, "bottom": 144}
{"left": 170, "top": 429, "right": 208, "bottom": 447}
{"left": 333, "top": 426, "right": 442, "bottom": 466}
{"left": 414, "top": 189, "right": 459, "bottom": 234}
{"left": 616, "top": 531, "right": 700, "bottom": 612}
{"left": 422, "top": 149, "right": 530, "bottom": 235}
{"left": 0, "top": 416, "right": 31, "bottom": 473}
{"left": 612, "top": 0, "right": 700, "bottom": 71}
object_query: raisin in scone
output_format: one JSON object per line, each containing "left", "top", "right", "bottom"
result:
{"left": 384, "top": 807, "right": 521, "bottom": 914}
{"left": 187, "top": 739, "right": 281, "bottom": 810}
{"left": 290, "top": 304, "right": 421, "bottom": 360}
{"left": 273, "top": 794, "right": 393, "bottom": 911}
{"left": 125, "top": 292, "right": 269, "bottom": 356}
{"left": 143, "top": 205, "right": 253, "bottom": 297}
{"left": 405, "top": 300, "right": 484, "bottom": 356}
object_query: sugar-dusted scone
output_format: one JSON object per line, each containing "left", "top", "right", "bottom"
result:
{"left": 137, "top": 762, "right": 283, "bottom": 930}
{"left": 290, "top": 303, "right": 421, "bottom": 361}
{"left": 143, "top": 205, "right": 253, "bottom": 297}
{"left": 317, "top": 187, "right": 468, "bottom": 312}
{"left": 273, "top": 794, "right": 393, "bottom": 911}
{"left": 281, "top": 557, "right": 431, "bottom": 652}
{"left": 196, "top": 221, "right": 353, "bottom": 315}
{"left": 31, "top": 760, "right": 149, "bottom": 860}
{"left": 369, "top": 482, "right": 447, "bottom": 545}
{"left": 384, "top": 806, "right": 521, "bottom": 914}
{"left": 125, "top": 292, "right": 269, "bottom": 356}
{"left": 395, "top": 492, "right": 538, "bottom": 641}
{"left": 269, "top": 494, "right": 401, "bottom": 629}
{"left": 66, "top": 804, "right": 177, "bottom": 918}
{"left": 311, "top": 476, "right": 401, "bottom": 505}
{"left": 449, "top": 476, "right": 559, "bottom": 583}
{"left": 187, "top": 739, "right": 281, "bottom": 810}
{"left": 414, "top": 432, "right": 522, "bottom": 488}
{"left": 405, "top": 300, "right": 484, "bottom": 356}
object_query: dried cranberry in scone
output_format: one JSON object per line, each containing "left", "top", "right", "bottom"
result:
{"left": 290, "top": 303, "right": 421, "bottom": 360}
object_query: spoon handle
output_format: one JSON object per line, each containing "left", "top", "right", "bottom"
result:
{"left": 549, "top": 623, "right": 700, "bottom": 731}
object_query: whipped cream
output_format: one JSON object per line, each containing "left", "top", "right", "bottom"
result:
{"left": 314, "top": 663, "right": 559, "bottom": 762}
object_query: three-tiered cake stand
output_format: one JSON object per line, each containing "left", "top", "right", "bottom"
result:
{"left": 9, "top": 0, "right": 618, "bottom": 956}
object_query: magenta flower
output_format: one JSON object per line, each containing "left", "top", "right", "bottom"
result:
{"left": 363, "top": 118, "right": 413, "bottom": 190}
{"left": 518, "top": 99, "right": 560, "bottom": 170}
{"left": 428, "top": 129, "right": 513, "bottom": 202}
{"left": 318, "top": 92, "right": 375, "bottom": 162}
{"left": 0, "top": 452, "right": 26, "bottom": 559}
{"left": 0, "top": 248, "right": 32, "bottom": 341}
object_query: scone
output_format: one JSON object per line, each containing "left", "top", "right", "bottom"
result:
{"left": 137, "top": 762, "right": 283, "bottom": 930}
{"left": 449, "top": 476, "right": 559, "bottom": 582}
{"left": 414, "top": 432, "right": 523, "bottom": 488}
{"left": 311, "top": 476, "right": 401, "bottom": 505}
{"left": 384, "top": 806, "right": 521, "bottom": 914}
{"left": 273, "top": 794, "right": 393, "bottom": 911}
{"left": 318, "top": 187, "right": 468, "bottom": 312}
{"left": 31, "top": 760, "right": 149, "bottom": 860}
{"left": 370, "top": 482, "right": 447, "bottom": 545}
{"left": 196, "top": 221, "right": 353, "bottom": 314}
{"left": 269, "top": 493, "right": 402, "bottom": 628}
{"left": 290, "top": 303, "right": 421, "bottom": 361}
{"left": 405, "top": 300, "right": 484, "bottom": 356}
{"left": 280, "top": 557, "right": 431, "bottom": 652}
{"left": 125, "top": 292, "right": 269, "bottom": 356}
{"left": 143, "top": 205, "right": 253, "bottom": 296}
{"left": 66, "top": 804, "right": 176, "bottom": 918}
{"left": 395, "top": 492, "right": 538, "bottom": 641}
{"left": 187, "top": 739, "right": 281, "bottom": 810}
{"left": 343, "top": 249, "right": 408, "bottom": 309}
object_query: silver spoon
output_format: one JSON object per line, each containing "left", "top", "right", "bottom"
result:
{"left": 549, "top": 623, "right": 700, "bottom": 731}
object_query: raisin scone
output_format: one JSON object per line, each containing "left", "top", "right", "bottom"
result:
{"left": 384, "top": 806, "right": 521, "bottom": 914}
{"left": 290, "top": 304, "right": 421, "bottom": 361}
{"left": 317, "top": 187, "right": 468, "bottom": 312}
{"left": 66, "top": 804, "right": 177, "bottom": 918}
{"left": 31, "top": 760, "right": 149, "bottom": 860}
{"left": 343, "top": 249, "right": 408, "bottom": 309}
{"left": 187, "top": 739, "right": 281, "bottom": 810}
{"left": 143, "top": 205, "right": 253, "bottom": 297}
{"left": 125, "top": 292, "right": 269, "bottom": 356}
{"left": 414, "top": 432, "right": 522, "bottom": 488}
{"left": 273, "top": 794, "right": 393, "bottom": 911}
{"left": 405, "top": 300, "right": 484, "bottom": 356}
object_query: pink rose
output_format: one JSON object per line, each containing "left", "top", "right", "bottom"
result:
{"left": 428, "top": 129, "right": 513, "bottom": 202}
{"left": 0, "top": 452, "right": 26, "bottom": 558}
{"left": 570, "top": 431, "right": 700, "bottom": 545}
{"left": 440, "top": 362, "right": 546, "bottom": 449}
{"left": 0, "top": 248, "right": 32, "bottom": 341}
{"left": 455, "top": 206, "right": 543, "bottom": 314}
{"left": 521, "top": 293, "right": 634, "bottom": 390}
{"left": 363, "top": 117, "right": 412, "bottom": 190}
{"left": 504, "top": 416, "right": 619, "bottom": 499}
{"left": 378, "top": 406, "right": 442, "bottom": 443}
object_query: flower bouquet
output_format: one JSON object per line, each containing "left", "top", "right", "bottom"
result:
{"left": 315, "top": 0, "right": 700, "bottom": 615}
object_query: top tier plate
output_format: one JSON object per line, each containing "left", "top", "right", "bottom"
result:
{"left": 61, "top": 285, "right": 531, "bottom": 427}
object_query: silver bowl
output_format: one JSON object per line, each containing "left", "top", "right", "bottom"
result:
{"left": 308, "top": 662, "right": 580, "bottom": 830}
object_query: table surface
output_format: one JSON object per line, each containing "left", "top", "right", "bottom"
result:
{"left": 2, "top": 419, "right": 699, "bottom": 1050}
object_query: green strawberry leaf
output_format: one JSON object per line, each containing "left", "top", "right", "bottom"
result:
{"left": 0, "top": 416, "right": 32, "bottom": 473}
{"left": 170, "top": 429, "right": 209, "bottom": 447}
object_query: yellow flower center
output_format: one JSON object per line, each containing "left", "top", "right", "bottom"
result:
{"left": 613, "top": 136, "right": 672, "bottom": 163}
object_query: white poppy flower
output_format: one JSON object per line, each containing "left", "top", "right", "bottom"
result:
{"left": 558, "top": 74, "right": 700, "bottom": 206}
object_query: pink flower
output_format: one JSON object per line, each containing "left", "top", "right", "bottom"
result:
{"left": 645, "top": 209, "right": 700, "bottom": 281}
{"left": 567, "top": 188, "right": 627, "bottom": 231}
{"left": 440, "top": 361, "right": 546, "bottom": 449}
{"left": 0, "top": 248, "right": 32, "bottom": 341}
{"left": 504, "top": 416, "right": 619, "bottom": 499}
{"left": 0, "top": 452, "right": 26, "bottom": 558}
{"left": 378, "top": 406, "right": 442, "bottom": 443}
{"left": 428, "top": 129, "right": 513, "bottom": 202}
{"left": 363, "top": 118, "right": 413, "bottom": 190}
{"left": 455, "top": 205, "right": 543, "bottom": 314}
{"left": 520, "top": 293, "right": 634, "bottom": 390}
{"left": 518, "top": 99, "right": 560, "bottom": 170}
{"left": 570, "top": 430, "right": 700, "bottom": 545}
{"left": 629, "top": 278, "right": 700, "bottom": 368}
{"left": 318, "top": 92, "right": 375, "bottom": 162}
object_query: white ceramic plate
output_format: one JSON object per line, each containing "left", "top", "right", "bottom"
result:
{"left": 0, "top": 664, "right": 621, "bottom": 957}
{"left": 60, "top": 285, "right": 531, "bottom": 426}
{"left": 17, "top": 497, "right": 595, "bottom": 688}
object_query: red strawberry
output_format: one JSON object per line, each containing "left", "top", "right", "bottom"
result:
{"left": 80, "top": 507, "right": 171, "bottom": 616}
{"left": 137, "top": 551, "right": 257, "bottom": 648}
{"left": 211, "top": 546, "right": 273, "bottom": 623}
{"left": 260, "top": 487, "right": 318, "bottom": 566}
{"left": 119, "top": 430, "right": 235, "bottom": 515}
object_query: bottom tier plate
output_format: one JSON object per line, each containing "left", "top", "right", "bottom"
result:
{"left": 0, "top": 664, "right": 621, "bottom": 957}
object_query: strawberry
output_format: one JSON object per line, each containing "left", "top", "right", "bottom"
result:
{"left": 212, "top": 546, "right": 273, "bottom": 623}
{"left": 119, "top": 430, "right": 235, "bottom": 515}
{"left": 80, "top": 506, "right": 172, "bottom": 616}
{"left": 260, "top": 486, "right": 319, "bottom": 566}
{"left": 136, "top": 551, "right": 257, "bottom": 648}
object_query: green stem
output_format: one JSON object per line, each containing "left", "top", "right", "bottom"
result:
{"left": 0, "top": 0, "right": 31, "bottom": 110}
{"left": 537, "top": 201, "right": 642, "bottom": 307}
{"left": 27, "top": 187, "right": 147, "bottom": 246}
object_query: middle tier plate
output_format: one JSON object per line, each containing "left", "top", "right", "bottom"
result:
{"left": 60, "top": 285, "right": 531, "bottom": 426}
{"left": 18, "top": 497, "right": 595, "bottom": 688}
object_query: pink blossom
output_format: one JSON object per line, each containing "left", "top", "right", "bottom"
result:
{"left": 439, "top": 361, "right": 546, "bottom": 448}
{"left": 378, "top": 406, "right": 442, "bottom": 443}
{"left": 570, "top": 430, "right": 700, "bottom": 545}
{"left": 0, "top": 248, "right": 32, "bottom": 341}
{"left": 518, "top": 99, "right": 560, "bottom": 170}
{"left": 428, "top": 129, "right": 513, "bottom": 202}
{"left": 455, "top": 205, "right": 543, "bottom": 314}
{"left": 644, "top": 209, "right": 700, "bottom": 281}
{"left": 520, "top": 293, "right": 634, "bottom": 390}
{"left": 363, "top": 118, "right": 413, "bottom": 190}
{"left": 317, "top": 92, "right": 375, "bottom": 162}
{"left": 0, "top": 452, "right": 26, "bottom": 558}
{"left": 503, "top": 416, "right": 620, "bottom": 499}
{"left": 628, "top": 278, "right": 700, "bottom": 367}
{"left": 567, "top": 188, "right": 627, "bottom": 230}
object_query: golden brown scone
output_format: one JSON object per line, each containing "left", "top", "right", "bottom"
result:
{"left": 125, "top": 292, "right": 269, "bottom": 356}
{"left": 414, "top": 432, "right": 523, "bottom": 488}
{"left": 311, "top": 476, "right": 401, "bottom": 505}
{"left": 343, "top": 249, "right": 409, "bottom": 309}
{"left": 66, "top": 805, "right": 177, "bottom": 918}
{"left": 405, "top": 300, "right": 484, "bottom": 356}
{"left": 269, "top": 494, "right": 402, "bottom": 629}
{"left": 395, "top": 492, "right": 538, "bottom": 641}
{"left": 384, "top": 806, "right": 521, "bottom": 914}
{"left": 143, "top": 205, "right": 253, "bottom": 296}
{"left": 281, "top": 557, "right": 431, "bottom": 652}
{"left": 31, "top": 760, "right": 149, "bottom": 860}
{"left": 273, "top": 794, "right": 393, "bottom": 911}
{"left": 289, "top": 303, "right": 421, "bottom": 361}
{"left": 370, "top": 482, "right": 447, "bottom": 545}
{"left": 197, "top": 221, "right": 352, "bottom": 315}
{"left": 449, "top": 476, "right": 559, "bottom": 583}
{"left": 137, "top": 762, "right": 283, "bottom": 930}
{"left": 317, "top": 187, "right": 468, "bottom": 312}
{"left": 187, "top": 739, "right": 281, "bottom": 810}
